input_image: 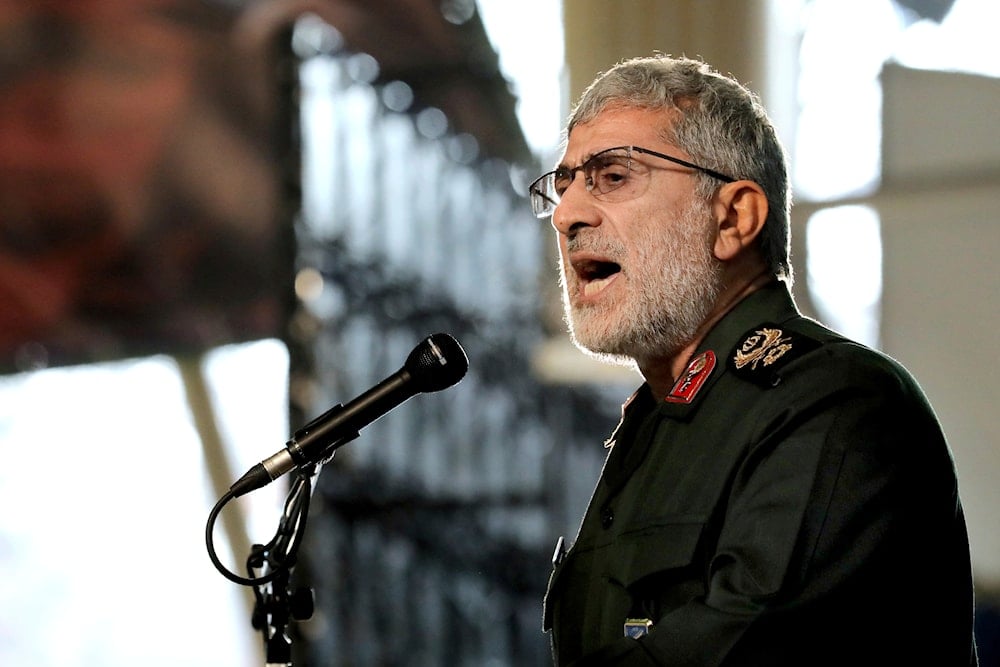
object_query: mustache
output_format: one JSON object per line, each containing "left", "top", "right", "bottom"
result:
{"left": 565, "top": 233, "right": 626, "bottom": 259}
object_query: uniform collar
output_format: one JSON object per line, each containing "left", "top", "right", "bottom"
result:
{"left": 656, "top": 281, "right": 799, "bottom": 420}
{"left": 697, "top": 281, "right": 799, "bottom": 358}
{"left": 600, "top": 283, "right": 799, "bottom": 495}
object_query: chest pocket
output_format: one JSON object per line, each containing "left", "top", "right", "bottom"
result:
{"left": 610, "top": 519, "right": 708, "bottom": 616}
{"left": 544, "top": 519, "right": 708, "bottom": 633}
{"left": 613, "top": 520, "right": 705, "bottom": 581}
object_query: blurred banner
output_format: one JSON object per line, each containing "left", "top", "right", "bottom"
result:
{"left": 0, "top": 0, "right": 286, "bottom": 373}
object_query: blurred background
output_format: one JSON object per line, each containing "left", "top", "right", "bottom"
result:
{"left": 0, "top": 0, "right": 997, "bottom": 665}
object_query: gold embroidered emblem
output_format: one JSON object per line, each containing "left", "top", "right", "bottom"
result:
{"left": 733, "top": 327, "right": 794, "bottom": 370}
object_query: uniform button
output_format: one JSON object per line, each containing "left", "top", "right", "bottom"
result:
{"left": 600, "top": 505, "right": 614, "bottom": 529}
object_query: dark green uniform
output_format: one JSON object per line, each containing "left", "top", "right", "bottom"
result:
{"left": 544, "top": 283, "right": 977, "bottom": 666}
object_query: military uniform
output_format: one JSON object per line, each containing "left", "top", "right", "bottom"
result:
{"left": 544, "top": 283, "right": 977, "bottom": 665}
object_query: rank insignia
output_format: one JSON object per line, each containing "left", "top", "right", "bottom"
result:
{"left": 734, "top": 327, "right": 793, "bottom": 370}
{"left": 665, "top": 350, "right": 716, "bottom": 404}
{"left": 730, "top": 324, "right": 820, "bottom": 386}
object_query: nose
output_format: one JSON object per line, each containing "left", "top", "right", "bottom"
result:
{"left": 551, "top": 173, "right": 601, "bottom": 238}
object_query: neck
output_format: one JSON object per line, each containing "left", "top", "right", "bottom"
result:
{"left": 638, "top": 269, "right": 775, "bottom": 398}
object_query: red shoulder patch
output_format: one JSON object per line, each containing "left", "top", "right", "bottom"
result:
{"left": 665, "top": 350, "right": 716, "bottom": 404}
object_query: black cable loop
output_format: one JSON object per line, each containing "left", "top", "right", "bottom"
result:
{"left": 204, "top": 468, "right": 314, "bottom": 587}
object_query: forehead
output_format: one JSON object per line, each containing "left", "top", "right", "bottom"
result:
{"left": 562, "top": 106, "right": 675, "bottom": 164}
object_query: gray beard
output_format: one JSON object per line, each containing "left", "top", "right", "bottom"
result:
{"left": 561, "top": 201, "right": 723, "bottom": 367}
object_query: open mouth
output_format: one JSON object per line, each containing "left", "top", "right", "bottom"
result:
{"left": 574, "top": 258, "right": 621, "bottom": 297}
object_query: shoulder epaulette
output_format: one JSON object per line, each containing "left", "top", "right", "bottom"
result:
{"left": 728, "top": 323, "right": 821, "bottom": 387}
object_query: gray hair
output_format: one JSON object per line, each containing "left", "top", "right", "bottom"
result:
{"left": 568, "top": 55, "right": 792, "bottom": 283}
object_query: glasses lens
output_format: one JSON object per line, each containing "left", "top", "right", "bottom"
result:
{"left": 527, "top": 147, "right": 639, "bottom": 219}
{"left": 529, "top": 172, "right": 557, "bottom": 218}
{"left": 587, "top": 149, "right": 632, "bottom": 196}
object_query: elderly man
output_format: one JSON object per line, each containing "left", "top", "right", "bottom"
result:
{"left": 530, "top": 55, "right": 977, "bottom": 666}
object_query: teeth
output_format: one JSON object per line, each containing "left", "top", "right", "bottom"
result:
{"left": 583, "top": 275, "right": 615, "bottom": 296}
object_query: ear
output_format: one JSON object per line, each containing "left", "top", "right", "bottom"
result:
{"left": 711, "top": 180, "right": 769, "bottom": 262}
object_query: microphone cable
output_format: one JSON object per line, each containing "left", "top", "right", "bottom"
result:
{"left": 205, "top": 465, "right": 314, "bottom": 586}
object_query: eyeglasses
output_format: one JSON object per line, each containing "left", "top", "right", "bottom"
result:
{"left": 528, "top": 145, "right": 735, "bottom": 218}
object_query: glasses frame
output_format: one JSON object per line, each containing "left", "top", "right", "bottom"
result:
{"left": 528, "top": 145, "right": 736, "bottom": 218}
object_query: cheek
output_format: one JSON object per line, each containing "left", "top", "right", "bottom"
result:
{"left": 622, "top": 217, "right": 664, "bottom": 260}
{"left": 634, "top": 197, "right": 712, "bottom": 248}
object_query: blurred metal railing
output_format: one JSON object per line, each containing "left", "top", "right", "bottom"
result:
{"left": 282, "top": 15, "right": 617, "bottom": 666}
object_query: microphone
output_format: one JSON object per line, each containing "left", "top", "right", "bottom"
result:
{"left": 230, "top": 333, "right": 468, "bottom": 497}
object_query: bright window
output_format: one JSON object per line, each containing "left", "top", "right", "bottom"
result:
{"left": 796, "top": 0, "right": 1000, "bottom": 347}
{"left": 0, "top": 341, "right": 288, "bottom": 666}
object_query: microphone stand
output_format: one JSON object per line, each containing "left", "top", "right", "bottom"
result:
{"left": 206, "top": 461, "right": 321, "bottom": 666}
{"left": 207, "top": 425, "right": 365, "bottom": 666}
{"left": 249, "top": 465, "right": 317, "bottom": 667}
{"left": 251, "top": 545, "right": 314, "bottom": 666}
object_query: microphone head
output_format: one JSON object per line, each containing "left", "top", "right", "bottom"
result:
{"left": 405, "top": 333, "right": 469, "bottom": 392}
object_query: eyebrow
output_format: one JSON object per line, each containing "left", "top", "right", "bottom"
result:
{"left": 554, "top": 146, "right": 620, "bottom": 172}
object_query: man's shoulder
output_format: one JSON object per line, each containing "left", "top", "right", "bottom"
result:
{"left": 726, "top": 315, "right": 924, "bottom": 398}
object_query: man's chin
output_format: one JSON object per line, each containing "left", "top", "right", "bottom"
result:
{"left": 567, "top": 324, "right": 638, "bottom": 368}
{"left": 577, "top": 346, "right": 639, "bottom": 369}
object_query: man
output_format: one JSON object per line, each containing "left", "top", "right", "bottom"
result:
{"left": 530, "top": 55, "right": 977, "bottom": 665}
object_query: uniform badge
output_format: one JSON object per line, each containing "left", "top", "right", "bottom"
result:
{"left": 733, "top": 327, "right": 793, "bottom": 371}
{"left": 664, "top": 350, "right": 716, "bottom": 404}
{"left": 624, "top": 618, "right": 653, "bottom": 638}
{"left": 730, "top": 323, "right": 820, "bottom": 386}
